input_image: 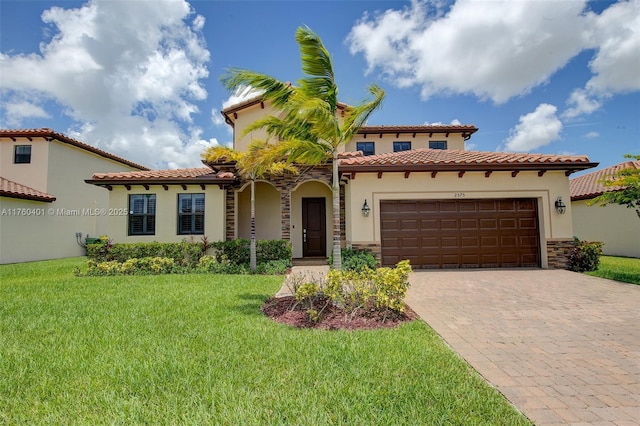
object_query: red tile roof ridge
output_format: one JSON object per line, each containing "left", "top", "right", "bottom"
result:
{"left": 339, "top": 148, "right": 592, "bottom": 166}
{"left": 91, "top": 167, "right": 214, "bottom": 180}
{"left": 0, "top": 176, "right": 56, "bottom": 202}
{"left": 570, "top": 160, "right": 640, "bottom": 200}
{"left": 0, "top": 128, "right": 149, "bottom": 171}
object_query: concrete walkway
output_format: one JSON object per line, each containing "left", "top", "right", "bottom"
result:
{"left": 276, "top": 265, "right": 329, "bottom": 297}
{"left": 405, "top": 269, "right": 640, "bottom": 425}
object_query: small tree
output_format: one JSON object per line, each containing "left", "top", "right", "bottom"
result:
{"left": 202, "top": 142, "right": 296, "bottom": 271}
{"left": 221, "top": 26, "right": 385, "bottom": 270}
{"left": 590, "top": 154, "right": 640, "bottom": 219}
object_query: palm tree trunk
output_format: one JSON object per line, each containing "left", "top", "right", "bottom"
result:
{"left": 250, "top": 179, "right": 257, "bottom": 272}
{"left": 332, "top": 151, "right": 342, "bottom": 270}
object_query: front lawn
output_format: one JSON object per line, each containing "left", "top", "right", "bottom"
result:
{"left": 587, "top": 255, "right": 640, "bottom": 284}
{"left": 0, "top": 258, "right": 529, "bottom": 425}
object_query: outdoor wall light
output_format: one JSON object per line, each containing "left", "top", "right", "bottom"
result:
{"left": 555, "top": 197, "right": 566, "bottom": 215}
{"left": 361, "top": 199, "right": 371, "bottom": 217}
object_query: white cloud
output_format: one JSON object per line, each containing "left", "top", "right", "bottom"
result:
{"left": 0, "top": 0, "right": 211, "bottom": 169}
{"left": 563, "top": 0, "right": 640, "bottom": 119}
{"left": 348, "top": 0, "right": 640, "bottom": 117}
{"left": 503, "top": 104, "right": 562, "bottom": 152}
{"left": 211, "top": 108, "right": 226, "bottom": 127}
{"left": 3, "top": 100, "right": 50, "bottom": 126}
{"left": 563, "top": 88, "right": 603, "bottom": 119}
{"left": 347, "top": 0, "right": 588, "bottom": 103}
{"left": 585, "top": 131, "right": 599, "bottom": 139}
{"left": 585, "top": 0, "right": 640, "bottom": 94}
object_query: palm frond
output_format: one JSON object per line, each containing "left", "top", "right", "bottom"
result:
{"left": 239, "top": 140, "right": 299, "bottom": 178}
{"left": 295, "top": 26, "right": 337, "bottom": 111}
{"left": 340, "top": 84, "right": 385, "bottom": 143}
{"left": 274, "top": 138, "right": 332, "bottom": 165}
{"left": 201, "top": 145, "right": 242, "bottom": 163}
{"left": 221, "top": 68, "right": 293, "bottom": 108}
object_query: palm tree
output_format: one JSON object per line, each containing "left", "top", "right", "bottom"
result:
{"left": 202, "top": 142, "right": 296, "bottom": 271}
{"left": 221, "top": 26, "right": 385, "bottom": 270}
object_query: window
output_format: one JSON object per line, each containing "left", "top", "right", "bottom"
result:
{"left": 429, "top": 141, "right": 447, "bottom": 150}
{"left": 393, "top": 141, "right": 411, "bottom": 152}
{"left": 14, "top": 145, "right": 32, "bottom": 164}
{"left": 356, "top": 142, "right": 375, "bottom": 156}
{"left": 178, "top": 194, "right": 205, "bottom": 235}
{"left": 128, "top": 194, "right": 156, "bottom": 235}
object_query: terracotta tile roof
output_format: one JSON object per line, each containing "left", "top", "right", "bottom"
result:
{"left": 86, "top": 167, "right": 238, "bottom": 185}
{"left": 570, "top": 161, "right": 640, "bottom": 200}
{"left": 337, "top": 151, "right": 364, "bottom": 159}
{"left": 0, "top": 128, "right": 149, "bottom": 171}
{"left": 0, "top": 177, "right": 56, "bottom": 202}
{"left": 339, "top": 148, "right": 597, "bottom": 174}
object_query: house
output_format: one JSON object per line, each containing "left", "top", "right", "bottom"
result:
{"left": 0, "top": 128, "right": 148, "bottom": 264}
{"left": 87, "top": 96, "right": 597, "bottom": 269}
{"left": 570, "top": 161, "right": 640, "bottom": 258}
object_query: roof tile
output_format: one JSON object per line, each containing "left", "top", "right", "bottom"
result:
{"left": 570, "top": 161, "right": 640, "bottom": 200}
{"left": 88, "top": 167, "right": 237, "bottom": 183}
{"left": 0, "top": 177, "right": 56, "bottom": 202}
{"left": 339, "top": 148, "right": 592, "bottom": 167}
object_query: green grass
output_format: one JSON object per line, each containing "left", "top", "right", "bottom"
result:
{"left": 586, "top": 255, "right": 640, "bottom": 284}
{"left": 0, "top": 258, "right": 530, "bottom": 425}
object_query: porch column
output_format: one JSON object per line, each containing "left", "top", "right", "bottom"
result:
{"left": 225, "top": 188, "right": 235, "bottom": 241}
{"left": 280, "top": 190, "right": 291, "bottom": 241}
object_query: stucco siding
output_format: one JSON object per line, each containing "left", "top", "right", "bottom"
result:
{"left": 0, "top": 198, "right": 61, "bottom": 264}
{"left": 237, "top": 181, "right": 281, "bottom": 240}
{"left": 572, "top": 200, "right": 640, "bottom": 258}
{"left": 232, "top": 102, "right": 272, "bottom": 152}
{"left": 1, "top": 136, "right": 50, "bottom": 192}
{"left": 105, "top": 185, "right": 226, "bottom": 244}
{"left": 0, "top": 139, "right": 140, "bottom": 264}
{"left": 344, "top": 133, "right": 465, "bottom": 154}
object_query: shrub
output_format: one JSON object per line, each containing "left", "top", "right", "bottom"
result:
{"left": 255, "top": 259, "right": 290, "bottom": 275}
{"left": 197, "top": 254, "right": 231, "bottom": 274}
{"left": 373, "top": 260, "right": 412, "bottom": 313}
{"left": 82, "top": 239, "right": 291, "bottom": 276}
{"left": 257, "top": 240, "right": 292, "bottom": 264}
{"left": 87, "top": 241, "right": 203, "bottom": 268}
{"left": 82, "top": 257, "right": 177, "bottom": 276}
{"left": 331, "top": 247, "right": 377, "bottom": 272}
{"left": 568, "top": 237, "right": 604, "bottom": 272}
{"left": 211, "top": 239, "right": 292, "bottom": 265}
{"left": 296, "top": 259, "right": 412, "bottom": 323}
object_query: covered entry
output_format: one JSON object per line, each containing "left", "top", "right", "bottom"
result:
{"left": 380, "top": 198, "right": 540, "bottom": 268}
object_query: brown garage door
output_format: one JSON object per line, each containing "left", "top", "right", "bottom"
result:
{"left": 381, "top": 199, "right": 540, "bottom": 268}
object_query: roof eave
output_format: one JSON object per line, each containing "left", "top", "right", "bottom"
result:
{"left": 339, "top": 162, "right": 600, "bottom": 174}
{"left": 85, "top": 177, "right": 238, "bottom": 186}
{"left": 0, "top": 191, "right": 56, "bottom": 203}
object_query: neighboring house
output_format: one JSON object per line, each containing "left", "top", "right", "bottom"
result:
{"left": 570, "top": 161, "right": 640, "bottom": 258}
{"left": 87, "top": 97, "right": 597, "bottom": 269}
{"left": 0, "top": 128, "right": 148, "bottom": 264}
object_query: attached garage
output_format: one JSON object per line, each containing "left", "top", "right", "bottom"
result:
{"left": 380, "top": 198, "right": 540, "bottom": 269}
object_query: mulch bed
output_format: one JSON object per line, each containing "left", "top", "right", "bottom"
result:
{"left": 261, "top": 295, "right": 419, "bottom": 330}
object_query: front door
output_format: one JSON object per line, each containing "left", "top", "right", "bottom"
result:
{"left": 302, "top": 198, "right": 326, "bottom": 257}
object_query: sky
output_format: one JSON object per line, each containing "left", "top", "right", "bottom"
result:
{"left": 1, "top": 0, "right": 639, "bottom": 174}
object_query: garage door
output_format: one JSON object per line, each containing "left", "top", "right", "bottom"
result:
{"left": 380, "top": 199, "right": 540, "bottom": 268}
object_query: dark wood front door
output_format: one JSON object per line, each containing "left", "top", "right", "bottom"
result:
{"left": 302, "top": 198, "right": 326, "bottom": 257}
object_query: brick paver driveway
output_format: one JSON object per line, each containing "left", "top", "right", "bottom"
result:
{"left": 405, "top": 269, "right": 639, "bottom": 425}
